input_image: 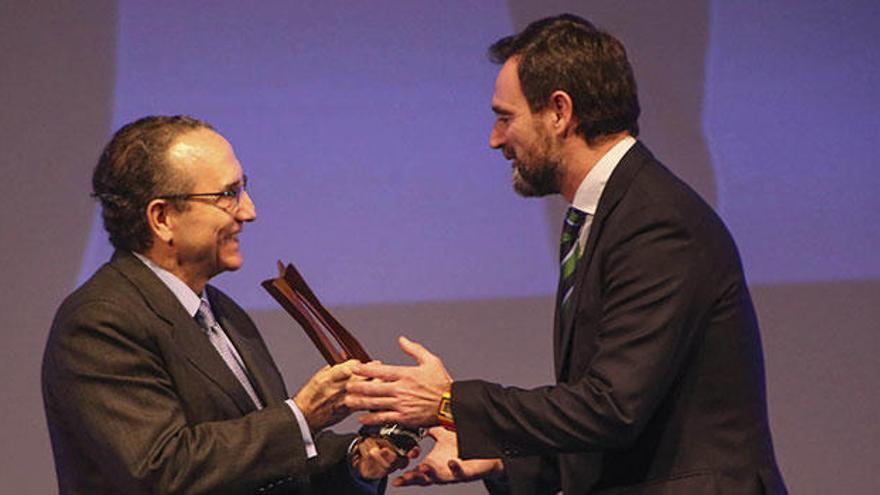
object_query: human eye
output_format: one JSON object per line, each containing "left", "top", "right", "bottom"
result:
{"left": 224, "top": 181, "right": 244, "bottom": 199}
{"left": 226, "top": 181, "right": 247, "bottom": 205}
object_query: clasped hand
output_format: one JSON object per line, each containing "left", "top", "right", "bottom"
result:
{"left": 293, "top": 359, "right": 361, "bottom": 432}
{"left": 351, "top": 436, "right": 419, "bottom": 480}
{"left": 293, "top": 360, "right": 416, "bottom": 480}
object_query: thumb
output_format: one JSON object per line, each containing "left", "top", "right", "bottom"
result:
{"left": 398, "top": 336, "right": 434, "bottom": 365}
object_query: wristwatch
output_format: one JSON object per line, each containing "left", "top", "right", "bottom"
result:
{"left": 437, "top": 389, "right": 455, "bottom": 431}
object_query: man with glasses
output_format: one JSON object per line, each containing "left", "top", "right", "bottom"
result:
{"left": 42, "top": 115, "right": 408, "bottom": 494}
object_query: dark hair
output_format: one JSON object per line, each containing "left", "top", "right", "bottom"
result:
{"left": 91, "top": 115, "right": 214, "bottom": 252}
{"left": 489, "top": 14, "right": 640, "bottom": 144}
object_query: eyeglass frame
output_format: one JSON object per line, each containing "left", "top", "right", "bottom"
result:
{"left": 155, "top": 175, "right": 249, "bottom": 211}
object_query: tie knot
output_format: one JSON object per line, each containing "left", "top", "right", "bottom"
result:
{"left": 561, "top": 207, "right": 587, "bottom": 241}
{"left": 195, "top": 298, "right": 217, "bottom": 330}
{"left": 564, "top": 207, "right": 587, "bottom": 229}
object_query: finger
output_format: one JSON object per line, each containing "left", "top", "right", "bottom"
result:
{"left": 344, "top": 395, "right": 399, "bottom": 412}
{"left": 342, "top": 395, "right": 397, "bottom": 412}
{"left": 369, "top": 436, "right": 395, "bottom": 449}
{"left": 328, "top": 361, "right": 360, "bottom": 380}
{"left": 393, "top": 470, "right": 432, "bottom": 487}
{"left": 351, "top": 362, "right": 407, "bottom": 382}
{"left": 347, "top": 373, "right": 370, "bottom": 383}
{"left": 407, "top": 446, "right": 421, "bottom": 459}
{"left": 391, "top": 453, "right": 410, "bottom": 472}
{"left": 420, "top": 462, "right": 452, "bottom": 484}
{"left": 368, "top": 447, "right": 393, "bottom": 470}
{"left": 361, "top": 442, "right": 392, "bottom": 471}
{"left": 425, "top": 427, "right": 440, "bottom": 441}
{"left": 345, "top": 380, "right": 398, "bottom": 397}
{"left": 377, "top": 446, "right": 398, "bottom": 465}
{"left": 448, "top": 459, "right": 467, "bottom": 479}
{"left": 379, "top": 447, "right": 408, "bottom": 472}
{"left": 398, "top": 336, "right": 436, "bottom": 365}
{"left": 355, "top": 410, "right": 405, "bottom": 425}
{"left": 416, "top": 462, "right": 439, "bottom": 480}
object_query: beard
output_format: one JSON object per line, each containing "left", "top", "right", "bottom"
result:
{"left": 509, "top": 127, "right": 561, "bottom": 197}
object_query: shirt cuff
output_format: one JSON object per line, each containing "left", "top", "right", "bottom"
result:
{"left": 346, "top": 437, "right": 381, "bottom": 494}
{"left": 285, "top": 399, "right": 317, "bottom": 458}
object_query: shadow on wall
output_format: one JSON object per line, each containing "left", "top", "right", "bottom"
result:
{"left": 751, "top": 279, "right": 880, "bottom": 495}
{"left": 0, "top": 1, "right": 117, "bottom": 493}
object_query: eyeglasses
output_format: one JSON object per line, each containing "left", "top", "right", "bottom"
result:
{"left": 157, "top": 175, "right": 249, "bottom": 211}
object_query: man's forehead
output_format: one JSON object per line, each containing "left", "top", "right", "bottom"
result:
{"left": 167, "top": 129, "right": 242, "bottom": 184}
{"left": 492, "top": 58, "right": 526, "bottom": 110}
{"left": 168, "top": 129, "right": 226, "bottom": 161}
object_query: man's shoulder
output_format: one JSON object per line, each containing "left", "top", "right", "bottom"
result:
{"left": 43, "top": 258, "right": 158, "bottom": 379}
{"left": 612, "top": 143, "right": 718, "bottom": 224}
{"left": 56, "top": 260, "right": 133, "bottom": 315}
{"left": 604, "top": 143, "right": 738, "bottom": 254}
{"left": 49, "top": 252, "right": 162, "bottom": 341}
{"left": 625, "top": 144, "right": 705, "bottom": 203}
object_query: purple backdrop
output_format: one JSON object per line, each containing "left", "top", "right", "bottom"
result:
{"left": 2, "top": 1, "right": 878, "bottom": 493}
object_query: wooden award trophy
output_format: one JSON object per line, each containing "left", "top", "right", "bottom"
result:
{"left": 262, "top": 261, "right": 423, "bottom": 455}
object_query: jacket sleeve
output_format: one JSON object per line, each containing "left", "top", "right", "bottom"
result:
{"left": 482, "top": 455, "right": 560, "bottom": 495}
{"left": 453, "top": 204, "right": 720, "bottom": 459}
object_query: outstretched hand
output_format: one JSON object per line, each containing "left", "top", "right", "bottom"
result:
{"left": 345, "top": 336, "right": 452, "bottom": 428}
{"left": 393, "top": 427, "right": 504, "bottom": 486}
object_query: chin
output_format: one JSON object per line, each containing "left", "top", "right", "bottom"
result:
{"left": 219, "top": 253, "right": 244, "bottom": 272}
{"left": 512, "top": 175, "right": 542, "bottom": 197}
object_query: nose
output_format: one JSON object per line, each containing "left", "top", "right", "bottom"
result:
{"left": 489, "top": 122, "right": 504, "bottom": 149}
{"left": 236, "top": 190, "right": 257, "bottom": 222}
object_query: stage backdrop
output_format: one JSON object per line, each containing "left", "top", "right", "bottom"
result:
{"left": 2, "top": 1, "right": 878, "bottom": 493}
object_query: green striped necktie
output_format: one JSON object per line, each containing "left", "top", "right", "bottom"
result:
{"left": 559, "top": 207, "right": 588, "bottom": 308}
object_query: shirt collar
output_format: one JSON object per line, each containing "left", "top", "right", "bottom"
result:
{"left": 132, "top": 252, "right": 204, "bottom": 318}
{"left": 571, "top": 136, "right": 636, "bottom": 215}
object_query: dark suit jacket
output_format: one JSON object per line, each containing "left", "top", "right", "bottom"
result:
{"left": 42, "top": 251, "right": 375, "bottom": 494}
{"left": 452, "top": 143, "right": 787, "bottom": 494}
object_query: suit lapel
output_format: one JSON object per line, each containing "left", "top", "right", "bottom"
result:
{"left": 554, "top": 143, "right": 651, "bottom": 380}
{"left": 109, "top": 252, "right": 258, "bottom": 415}
{"left": 208, "top": 286, "right": 288, "bottom": 407}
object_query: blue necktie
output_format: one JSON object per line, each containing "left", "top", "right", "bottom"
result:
{"left": 195, "top": 298, "right": 264, "bottom": 409}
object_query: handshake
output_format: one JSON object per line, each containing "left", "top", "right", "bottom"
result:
{"left": 293, "top": 336, "right": 504, "bottom": 487}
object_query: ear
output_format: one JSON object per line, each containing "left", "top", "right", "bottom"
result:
{"left": 146, "top": 199, "right": 176, "bottom": 245}
{"left": 548, "top": 90, "right": 575, "bottom": 137}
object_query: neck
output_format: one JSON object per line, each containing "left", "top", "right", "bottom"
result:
{"left": 140, "top": 245, "right": 208, "bottom": 294}
{"left": 558, "top": 132, "right": 630, "bottom": 203}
